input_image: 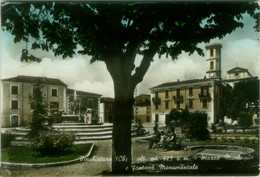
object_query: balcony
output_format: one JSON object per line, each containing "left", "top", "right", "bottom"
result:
{"left": 152, "top": 97, "right": 161, "bottom": 105}
{"left": 173, "top": 95, "right": 184, "bottom": 103}
{"left": 199, "top": 93, "right": 211, "bottom": 101}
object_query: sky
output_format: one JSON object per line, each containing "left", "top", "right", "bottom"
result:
{"left": 1, "top": 11, "right": 259, "bottom": 98}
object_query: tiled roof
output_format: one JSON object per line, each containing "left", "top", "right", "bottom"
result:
{"left": 1, "top": 75, "right": 67, "bottom": 86}
{"left": 100, "top": 97, "right": 114, "bottom": 103}
{"left": 67, "top": 88, "right": 101, "bottom": 97}
{"left": 205, "top": 42, "right": 222, "bottom": 48}
{"left": 150, "top": 78, "right": 215, "bottom": 90}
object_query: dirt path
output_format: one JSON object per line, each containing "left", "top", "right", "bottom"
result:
{"left": 1, "top": 140, "right": 197, "bottom": 177}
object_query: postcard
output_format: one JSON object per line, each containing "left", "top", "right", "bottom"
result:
{"left": 1, "top": 1, "right": 259, "bottom": 176}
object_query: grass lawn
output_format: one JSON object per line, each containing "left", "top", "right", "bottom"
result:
{"left": 1, "top": 144, "right": 92, "bottom": 163}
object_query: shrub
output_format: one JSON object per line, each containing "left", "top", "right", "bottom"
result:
{"left": 1, "top": 133, "right": 16, "bottom": 148}
{"left": 189, "top": 111, "right": 210, "bottom": 140}
{"left": 168, "top": 108, "right": 210, "bottom": 141}
{"left": 238, "top": 112, "right": 253, "bottom": 132}
{"left": 33, "top": 131, "right": 75, "bottom": 156}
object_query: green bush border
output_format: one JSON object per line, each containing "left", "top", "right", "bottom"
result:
{"left": 1, "top": 143, "right": 94, "bottom": 169}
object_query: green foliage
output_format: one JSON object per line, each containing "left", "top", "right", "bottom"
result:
{"left": 187, "top": 111, "right": 210, "bottom": 140}
{"left": 168, "top": 109, "right": 210, "bottom": 140}
{"left": 2, "top": 2, "right": 258, "bottom": 62}
{"left": 228, "top": 98, "right": 243, "bottom": 120}
{"left": 228, "top": 79, "right": 259, "bottom": 121}
{"left": 2, "top": 144, "right": 92, "bottom": 163}
{"left": 233, "top": 79, "right": 259, "bottom": 114}
{"left": 33, "top": 131, "right": 76, "bottom": 156}
{"left": 27, "top": 83, "right": 48, "bottom": 139}
{"left": 1, "top": 133, "right": 16, "bottom": 148}
{"left": 238, "top": 112, "right": 253, "bottom": 131}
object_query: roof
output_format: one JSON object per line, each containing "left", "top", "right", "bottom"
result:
{"left": 134, "top": 94, "right": 150, "bottom": 98}
{"left": 205, "top": 42, "right": 222, "bottom": 49}
{"left": 150, "top": 78, "right": 217, "bottom": 90}
{"left": 67, "top": 88, "right": 101, "bottom": 97}
{"left": 227, "top": 67, "right": 252, "bottom": 76}
{"left": 1, "top": 75, "right": 67, "bottom": 86}
{"left": 223, "top": 76, "right": 258, "bottom": 82}
{"left": 100, "top": 97, "right": 114, "bottom": 103}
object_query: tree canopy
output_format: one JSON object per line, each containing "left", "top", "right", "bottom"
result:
{"left": 2, "top": 1, "right": 259, "bottom": 174}
{"left": 2, "top": 2, "right": 258, "bottom": 88}
{"left": 228, "top": 79, "right": 259, "bottom": 120}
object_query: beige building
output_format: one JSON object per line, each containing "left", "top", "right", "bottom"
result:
{"left": 1, "top": 75, "right": 67, "bottom": 127}
{"left": 150, "top": 79, "right": 231, "bottom": 124}
{"left": 134, "top": 94, "right": 151, "bottom": 123}
{"left": 67, "top": 88, "right": 101, "bottom": 123}
{"left": 150, "top": 43, "right": 233, "bottom": 125}
{"left": 99, "top": 97, "right": 114, "bottom": 123}
{"left": 226, "top": 67, "right": 253, "bottom": 80}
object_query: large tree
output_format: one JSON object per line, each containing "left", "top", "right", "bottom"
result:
{"left": 2, "top": 1, "right": 258, "bottom": 173}
{"left": 233, "top": 79, "right": 259, "bottom": 114}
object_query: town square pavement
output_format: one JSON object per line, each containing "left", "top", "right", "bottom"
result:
{"left": 1, "top": 136, "right": 195, "bottom": 177}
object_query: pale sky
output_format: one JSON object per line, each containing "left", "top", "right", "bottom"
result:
{"left": 1, "top": 12, "right": 259, "bottom": 98}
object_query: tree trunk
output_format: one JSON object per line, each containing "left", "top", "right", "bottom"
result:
{"left": 104, "top": 48, "right": 155, "bottom": 174}
{"left": 111, "top": 81, "right": 135, "bottom": 174}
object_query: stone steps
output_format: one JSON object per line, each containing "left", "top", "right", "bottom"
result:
{"left": 8, "top": 123, "right": 142, "bottom": 144}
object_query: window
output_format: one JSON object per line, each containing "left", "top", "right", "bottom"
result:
{"left": 155, "top": 114, "right": 159, "bottom": 122}
{"left": 177, "top": 89, "right": 180, "bottom": 97}
{"left": 155, "top": 103, "right": 158, "bottom": 110}
{"left": 11, "top": 86, "right": 18, "bottom": 95}
{"left": 203, "top": 100, "right": 207, "bottom": 108}
{"left": 189, "top": 100, "right": 193, "bottom": 109}
{"left": 155, "top": 91, "right": 158, "bottom": 99}
{"left": 189, "top": 87, "right": 193, "bottom": 95}
{"left": 210, "top": 49, "right": 214, "bottom": 57}
{"left": 165, "top": 101, "right": 169, "bottom": 109}
{"left": 201, "top": 86, "right": 208, "bottom": 96}
{"left": 210, "top": 61, "right": 214, "bottom": 70}
{"left": 88, "top": 99, "right": 93, "bottom": 108}
{"left": 165, "top": 90, "right": 169, "bottom": 98}
{"left": 11, "top": 100, "right": 18, "bottom": 109}
{"left": 50, "top": 102, "right": 59, "bottom": 109}
{"left": 146, "top": 107, "right": 150, "bottom": 113}
{"left": 51, "top": 88, "right": 58, "bottom": 97}
{"left": 177, "top": 101, "right": 180, "bottom": 109}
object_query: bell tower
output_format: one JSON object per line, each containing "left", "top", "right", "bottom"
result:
{"left": 205, "top": 43, "right": 222, "bottom": 79}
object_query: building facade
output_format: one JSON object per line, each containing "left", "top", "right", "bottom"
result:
{"left": 99, "top": 97, "right": 114, "bottom": 123}
{"left": 133, "top": 94, "right": 151, "bottom": 123}
{"left": 66, "top": 88, "right": 101, "bottom": 122}
{"left": 150, "top": 42, "right": 236, "bottom": 125}
{"left": 226, "top": 67, "right": 253, "bottom": 80}
{"left": 1, "top": 76, "right": 67, "bottom": 127}
{"left": 150, "top": 79, "right": 231, "bottom": 124}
